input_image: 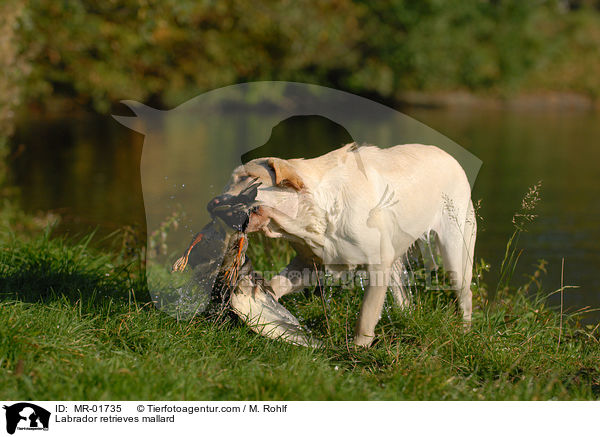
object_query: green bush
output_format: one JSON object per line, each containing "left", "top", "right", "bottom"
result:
{"left": 3, "top": 0, "right": 599, "bottom": 114}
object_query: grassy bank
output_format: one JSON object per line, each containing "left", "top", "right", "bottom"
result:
{"left": 1, "top": 226, "right": 599, "bottom": 400}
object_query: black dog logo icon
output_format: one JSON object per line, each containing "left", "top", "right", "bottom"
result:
{"left": 3, "top": 403, "right": 50, "bottom": 435}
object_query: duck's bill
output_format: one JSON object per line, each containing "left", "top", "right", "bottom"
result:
{"left": 207, "top": 180, "right": 262, "bottom": 232}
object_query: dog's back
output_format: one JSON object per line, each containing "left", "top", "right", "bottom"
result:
{"left": 289, "top": 143, "right": 472, "bottom": 265}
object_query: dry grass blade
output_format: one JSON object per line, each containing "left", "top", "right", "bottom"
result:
{"left": 314, "top": 261, "right": 332, "bottom": 344}
{"left": 557, "top": 257, "right": 564, "bottom": 352}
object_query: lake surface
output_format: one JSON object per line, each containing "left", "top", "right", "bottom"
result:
{"left": 10, "top": 108, "right": 600, "bottom": 320}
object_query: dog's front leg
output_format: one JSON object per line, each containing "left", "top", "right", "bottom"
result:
{"left": 269, "top": 255, "right": 311, "bottom": 300}
{"left": 353, "top": 265, "right": 391, "bottom": 347}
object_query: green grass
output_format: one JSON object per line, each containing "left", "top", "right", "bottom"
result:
{"left": 1, "top": 228, "right": 599, "bottom": 401}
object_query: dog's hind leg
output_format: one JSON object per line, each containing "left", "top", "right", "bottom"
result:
{"left": 389, "top": 257, "right": 410, "bottom": 309}
{"left": 435, "top": 200, "right": 476, "bottom": 325}
{"left": 417, "top": 233, "right": 439, "bottom": 273}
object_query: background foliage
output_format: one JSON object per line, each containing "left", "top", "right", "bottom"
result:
{"left": 0, "top": 0, "right": 599, "bottom": 121}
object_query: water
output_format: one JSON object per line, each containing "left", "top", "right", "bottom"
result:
{"left": 409, "top": 109, "right": 600, "bottom": 318}
{"left": 10, "top": 109, "right": 600, "bottom": 320}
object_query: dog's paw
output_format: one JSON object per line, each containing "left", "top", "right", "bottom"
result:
{"left": 353, "top": 334, "right": 375, "bottom": 348}
{"left": 462, "top": 319, "right": 472, "bottom": 332}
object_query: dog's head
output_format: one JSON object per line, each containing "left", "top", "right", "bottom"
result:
{"left": 207, "top": 157, "right": 306, "bottom": 234}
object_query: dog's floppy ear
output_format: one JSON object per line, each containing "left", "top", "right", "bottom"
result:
{"left": 267, "top": 158, "right": 305, "bottom": 190}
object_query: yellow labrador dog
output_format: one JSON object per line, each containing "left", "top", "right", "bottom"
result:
{"left": 211, "top": 143, "right": 476, "bottom": 346}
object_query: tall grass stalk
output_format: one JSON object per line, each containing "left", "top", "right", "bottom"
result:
{"left": 496, "top": 181, "right": 542, "bottom": 297}
{"left": 557, "top": 257, "right": 565, "bottom": 352}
